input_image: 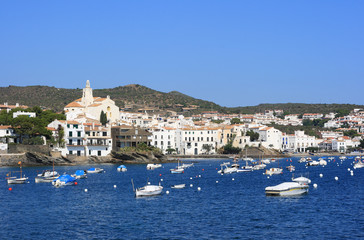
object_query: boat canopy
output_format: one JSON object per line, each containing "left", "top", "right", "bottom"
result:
{"left": 56, "top": 174, "right": 75, "bottom": 183}
{"left": 75, "top": 170, "right": 85, "bottom": 176}
{"left": 118, "top": 165, "right": 126, "bottom": 168}
{"left": 88, "top": 168, "right": 96, "bottom": 171}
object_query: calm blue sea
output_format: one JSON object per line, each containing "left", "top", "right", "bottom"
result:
{"left": 1, "top": 156, "right": 363, "bottom": 240}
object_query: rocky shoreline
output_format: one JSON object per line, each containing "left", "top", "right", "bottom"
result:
{"left": 0, "top": 151, "right": 169, "bottom": 167}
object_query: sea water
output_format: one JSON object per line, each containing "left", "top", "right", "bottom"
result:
{"left": 0, "top": 157, "right": 363, "bottom": 239}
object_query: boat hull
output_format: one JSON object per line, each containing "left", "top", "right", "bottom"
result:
{"left": 265, "top": 182, "right": 309, "bottom": 196}
{"left": 135, "top": 185, "right": 163, "bottom": 197}
{"left": 35, "top": 176, "right": 59, "bottom": 183}
{"left": 7, "top": 177, "right": 28, "bottom": 184}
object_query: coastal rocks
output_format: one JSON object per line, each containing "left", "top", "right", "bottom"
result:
{"left": 110, "top": 151, "right": 167, "bottom": 164}
{"left": 0, "top": 152, "right": 71, "bottom": 167}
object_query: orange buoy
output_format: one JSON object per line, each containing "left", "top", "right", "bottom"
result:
{"left": 202, "top": 169, "right": 204, "bottom": 171}
{"left": 159, "top": 174, "right": 162, "bottom": 176}
{"left": 75, "top": 182, "right": 78, "bottom": 185}
{"left": 8, "top": 187, "right": 12, "bottom": 191}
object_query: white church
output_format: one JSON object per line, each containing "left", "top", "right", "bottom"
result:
{"left": 64, "top": 80, "right": 119, "bottom": 123}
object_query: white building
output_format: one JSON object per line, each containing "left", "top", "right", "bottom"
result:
{"left": 13, "top": 111, "right": 36, "bottom": 118}
{"left": 282, "top": 131, "right": 316, "bottom": 153}
{"left": 0, "top": 125, "right": 16, "bottom": 143}
{"left": 181, "top": 127, "right": 218, "bottom": 155}
{"left": 151, "top": 127, "right": 183, "bottom": 154}
{"left": 64, "top": 80, "right": 119, "bottom": 123}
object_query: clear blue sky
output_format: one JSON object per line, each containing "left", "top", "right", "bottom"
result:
{"left": 1, "top": 1, "right": 363, "bottom": 107}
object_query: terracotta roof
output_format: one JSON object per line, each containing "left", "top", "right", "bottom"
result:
{"left": 46, "top": 127, "right": 56, "bottom": 131}
{"left": 65, "top": 102, "right": 84, "bottom": 108}
{"left": 94, "top": 98, "right": 107, "bottom": 102}
{"left": 88, "top": 103, "right": 102, "bottom": 107}
{"left": 0, "top": 125, "right": 12, "bottom": 129}
{"left": 66, "top": 120, "right": 81, "bottom": 125}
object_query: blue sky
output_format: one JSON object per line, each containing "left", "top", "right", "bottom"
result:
{"left": 0, "top": 1, "right": 363, "bottom": 107}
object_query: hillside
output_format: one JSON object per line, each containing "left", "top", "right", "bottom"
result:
{"left": 0, "top": 85, "right": 363, "bottom": 114}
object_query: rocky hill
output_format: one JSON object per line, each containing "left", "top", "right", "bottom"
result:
{"left": 0, "top": 84, "right": 363, "bottom": 114}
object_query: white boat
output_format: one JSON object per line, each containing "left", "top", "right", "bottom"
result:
{"left": 339, "top": 156, "right": 347, "bottom": 160}
{"left": 35, "top": 170, "right": 60, "bottom": 183}
{"left": 237, "top": 160, "right": 253, "bottom": 172}
{"left": 292, "top": 176, "right": 311, "bottom": 184}
{"left": 265, "top": 181, "right": 309, "bottom": 196}
{"left": 7, "top": 161, "right": 28, "bottom": 184}
{"left": 298, "top": 157, "right": 306, "bottom": 163}
{"left": 354, "top": 157, "right": 364, "bottom": 169}
{"left": 52, "top": 174, "right": 76, "bottom": 187}
{"left": 261, "top": 159, "right": 271, "bottom": 164}
{"left": 117, "top": 165, "right": 127, "bottom": 172}
{"left": 181, "top": 163, "right": 194, "bottom": 168}
{"left": 218, "top": 162, "right": 238, "bottom": 174}
{"left": 171, "top": 184, "right": 186, "bottom": 189}
{"left": 132, "top": 180, "right": 163, "bottom": 197}
{"left": 252, "top": 163, "right": 266, "bottom": 170}
{"left": 146, "top": 163, "right": 162, "bottom": 170}
{"left": 87, "top": 167, "right": 104, "bottom": 173}
{"left": 319, "top": 159, "right": 327, "bottom": 166}
{"left": 265, "top": 167, "right": 283, "bottom": 175}
{"left": 170, "top": 160, "right": 184, "bottom": 174}
{"left": 306, "top": 160, "right": 320, "bottom": 166}
{"left": 7, "top": 176, "right": 28, "bottom": 184}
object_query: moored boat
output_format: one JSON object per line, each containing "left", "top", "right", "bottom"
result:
{"left": 52, "top": 174, "right": 76, "bottom": 187}
{"left": 72, "top": 170, "right": 87, "bottom": 179}
{"left": 146, "top": 163, "right": 162, "bottom": 170}
{"left": 171, "top": 184, "right": 186, "bottom": 189}
{"left": 87, "top": 167, "right": 104, "bottom": 173}
{"left": 117, "top": 165, "right": 127, "bottom": 172}
{"left": 132, "top": 180, "right": 163, "bottom": 197}
{"left": 265, "top": 181, "right": 309, "bottom": 196}
{"left": 265, "top": 167, "right": 283, "bottom": 175}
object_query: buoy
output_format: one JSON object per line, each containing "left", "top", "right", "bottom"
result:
{"left": 114, "top": 185, "right": 117, "bottom": 188}
{"left": 160, "top": 179, "right": 163, "bottom": 182}
{"left": 74, "top": 182, "right": 78, "bottom": 185}
{"left": 216, "top": 168, "right": 218, "bottom": 170}
{"left": 335, "top": 176, "right": 339, "bottom": 181}
{"left": 320, "top": 174, "right": 323, "bottom": 178}
{"left": 198, "top": 175, "right": 201, "bottom": 178}
{"left": 348, "top": 168, "right": 351, "bottom": 171}
{"left": 216, "top": 181, "right": 219, "bottom": 183}
{"left": 350, "top": 172, "right": 354, "bottom": 176}
{"left": 313, "top": 184, "right": 318, "bottom": 188}
{"left": 148, "top": 182, "right": 151, "bottom": 185}
{"left": 166, "top": 190, "right": 170, "bottom": 194}
{"left": 221, "top": 174, "right": 223, "bottom": 176}
{"left": 197, "top": 187, "right": 201, "bottom": 191}
{"left": 190, "top": 184, "right": 193, "bottom": 187}
{"left": 84, "top": 189, "right": 88, "bottom": 192}
{"left": 232, "top": 178, "right": 235, "bottom": 181}
{"left": 8, "top": 187, "right": 12, "bottom": 191}
{"left": 190, "top": 177, "right": 193, "bottom": 180}
{"left": 159, "top": 174, "right": 162, "bottom": 176}
{"left": 267, "top": 176, "right": 270, "bottom": 179}
{"left": 202, "top": 169, "right": 204, "bottom": 171}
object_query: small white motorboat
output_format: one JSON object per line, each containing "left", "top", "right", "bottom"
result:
{"left": 218, "top": 162, "right": 237, "bottom": 174}
{"left": 298, "top": 157, "right": 306, "bottom": 163}
{"left": 354, "top": 158, "right": 364, "bottom": 169}
{"left": 117, "top": 165, "right": 127, "bottom": 172}
{"left": 261, "top": 159, "right": 271, "bottom": 164}
{"left": 286, "top": 164, "right": 295, "bottom": 172}
{"left": 306, "top": 160, "right": 320, "bottom": 166}
{"left": 265, "top": 167, "right": 283, "bottom": 175}
{"left": 170, "top": 167, "right": 184, "bottom": 174}
{"left": 252, "top": 163, "right": 266, "bottom": 170}
{"left": 146, "top": 163, "right": 162, "bottom": 170}
{"left": 265, "top": 181, "right": 309, "bottom": 196}
{"left": 319, "top": 159, "right": 327, "bottom": 166}
{"left": 171, "top": 184, "right": 186, "bottom": 189}
{"left": 132, "top": 180, "right": 163, "bottom": 197}
{"left": 87, "top": 167, "right": 104, "bottom": 173}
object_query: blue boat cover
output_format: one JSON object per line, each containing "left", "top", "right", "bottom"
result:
{"left": 118, "top": 165, "right": 126, "bottom": 169}
{"left": 88, "top": 168, "right": 96, "bottom": 171}
{"left": 55, "top": 174, "right": 75, "bottom": 183}
{"left": 75, "top": 170, "right": 85, "bottom": 176}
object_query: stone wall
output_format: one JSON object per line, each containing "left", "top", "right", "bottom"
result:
{"left": 8, "top": 145, "right": 51, "bottom": 155}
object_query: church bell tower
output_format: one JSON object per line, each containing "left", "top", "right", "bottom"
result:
{"left": 82, "top": 80, "right": 94, "bottom": 107}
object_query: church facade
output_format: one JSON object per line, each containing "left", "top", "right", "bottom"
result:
{"left": 64, "top": 80, "right": 119, "bottom": 123}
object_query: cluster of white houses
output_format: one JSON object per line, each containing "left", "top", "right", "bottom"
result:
{"left": 0, "top": 81, "right": 363, "bottom": 156}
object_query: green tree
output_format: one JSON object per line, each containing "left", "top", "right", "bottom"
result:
{"left": 335, "top": 109, "right": 350, "bottom": 118}
{"left": 221, "top": 143, "right": 241, "bottom": 154}
{"left": 166, "top": 147, "right": 176, "bottom": 154}
{"left": 246, "top": 130, "right": 259, "bottom": 141}
{"left": 230, "top": 118, "right": 241, "bottom": 125}
{"left": 202, "top": 144, "right": 213, "bottom": 154}
{"left": 343, "top": 130, "right": 359, "bottom": 138}
{"left": 100, "top": 110, "right": 107, "bottom": 125}
{"left": 359, "top": 139, "right": 364, "bottom": 148}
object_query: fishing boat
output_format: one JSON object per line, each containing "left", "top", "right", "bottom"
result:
{"left": 306, "top": 160, "right": 320, "bottom": 166}
{"left": 52, "top": 174, "right": 76, "bottom": 187}
{"left": 35, "top": 158, "right": 59, "bottom": 183}
{"left": 298, "top": 157, "right": 306, "bottom": 163}
{"left": 171, "top": 184, "right": 186, "bottom": 189}
{"left": 237, "top": 159, "right": 253, "bottom": 172}
{"left": 72, "top": 170, "right": 87, "bottom": 179}
{"left": 265, "top": 179, "right": 309, "bottom": 196}
{"left": 117, "top": 165, "right": 127, "bottom": 172}
{"left": 146, "top": 163, "right": 162, "bottom": 170}
{"left": 87, "top": 167, "right": 104, "bottom": 173}
{"left": 132, "top": 180, "right": 163, "bottom": 197}
{"left": 319, "top": 158, "right": 327, "bottom": 166}
{"left": 181, "top": 163, "right": 194, "bottom": 168}
{"left": 7, "top": 161, "right": 28, "bottom": 184}
{"left": 265, "top": 167, "right": 283, "bottom": 175}
{"left": 170, "top": 160, "right": 184, "bottom": 174}
{"left": 261, "top": 159, "right": 271, "bottom": 164}
{"left": 339, "top": 156, "right": 347, "bottom": 160}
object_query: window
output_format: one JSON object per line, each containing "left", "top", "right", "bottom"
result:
{"left": 168, "top": 141, "right": 171, "bottom": 146}
{"left": 161, "top": 141, "right": 164, "bottom": 145}
{"left": 155, "top": 135, "right": 157, "bottom": 139}
{"left": 207, "top": 137, "right": 209, "bottom": 141}
{"left": 69, "top": 151, "right": 73, "bottom": 155}
{"left": 69, "top": 139, "right": 73, "bottom": 145}
{"left": 78, "top": 131, "right": 81, "bottom": 137}
{"left": 155, "top": 141, "right": 157, "bottom": 145}
{"left": 195, "top": 143, "right": 198, "bottom": 146}
{"left": 211, "top": 137, "right": 213, "bottom": 141}
{"left": 74, "top": 124, "right": 78, "bottom": 129}
{"left": 69, "top": 131, "right": 73, "bottom": 137}
{"left": 103, "top": 132, "right": 107, "bottom": 136}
